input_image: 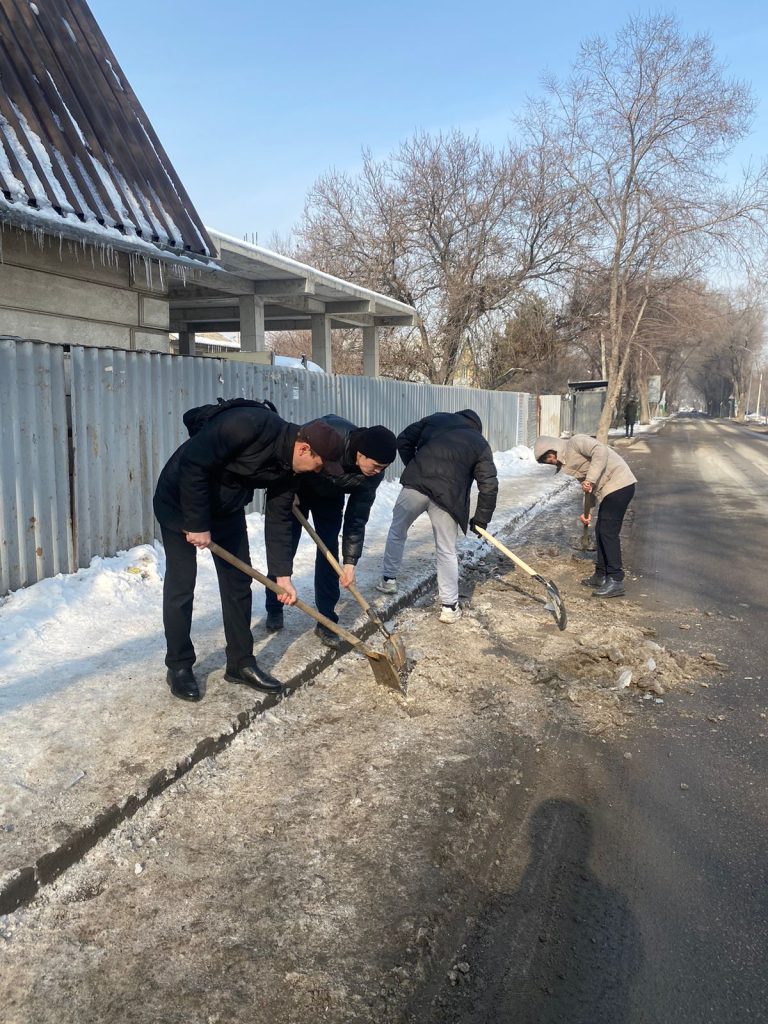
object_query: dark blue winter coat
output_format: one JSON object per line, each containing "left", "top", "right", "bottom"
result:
{"left": 397, "top": 410, "right": 498, "bottom": 532}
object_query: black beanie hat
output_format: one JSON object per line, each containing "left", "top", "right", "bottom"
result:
{"left": 357, "top": 425, "right": 397, "bottom": 465}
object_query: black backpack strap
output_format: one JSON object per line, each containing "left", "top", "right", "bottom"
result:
{"left": 183, "top": 397, "right": 278, "bottom": 436}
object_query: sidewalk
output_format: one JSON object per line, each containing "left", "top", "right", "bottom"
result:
{"left": 0, "top": 453, "right": 570, "bottom": 913}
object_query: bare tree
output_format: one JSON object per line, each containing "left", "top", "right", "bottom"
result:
{"left": 295, "top": 130, "right": 577, "bottom": 384}
{"left": 525, "top": 13, "right": 768, "bottom": 438}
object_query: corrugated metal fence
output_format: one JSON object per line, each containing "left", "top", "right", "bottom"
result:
{"left": 1, "top": 338, "right": 537, "bottom": 594}
{"left": 538, "top": 395, "right": 563, "bottom": 437}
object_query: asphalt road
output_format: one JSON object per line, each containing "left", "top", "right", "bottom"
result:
{"left": 412, "top": 416, "right": 768, "bottom": 1024}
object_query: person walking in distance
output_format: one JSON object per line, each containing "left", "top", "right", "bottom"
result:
{"left": 534, "top": 434, "right": 636, "bottom": 598}
{"left": 264, "top": 417, "right": 397, "bottom": 648}
{"left": 377, "top": 410, "right": 498, "bottom": 623}
{"left": 154, "top": 402, "right": 344, "bottom": 701}
{"left": 624, "top": 397, "right": 638, "bottom": 437}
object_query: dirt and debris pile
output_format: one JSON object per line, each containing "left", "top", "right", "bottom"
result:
{"left": 401, "top": 544, "right": 719, "bottom": 736}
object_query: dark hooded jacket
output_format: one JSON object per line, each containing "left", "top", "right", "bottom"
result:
{"left": 267, "top": 414, "right": 386, "bottom": 572}
{"left": 397, "top": 410, "right": 498, "bottom": 532}
{"left": 153, "top": 404, "right": 300, "bottom": 574}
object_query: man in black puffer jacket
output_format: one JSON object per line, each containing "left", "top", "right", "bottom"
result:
{"left": 264, "top": 415, "right": 397, "bottom": 648}
{"left": 377, "top": 410, "right": 498, "bottom": 623}
{"left": 154, "top": 405, "right": 345, "bottom": 701}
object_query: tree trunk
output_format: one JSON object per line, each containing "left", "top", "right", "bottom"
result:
{"left": 637, "top": 376, "right": 651, "bottom": 424}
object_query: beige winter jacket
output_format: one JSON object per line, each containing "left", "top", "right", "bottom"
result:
{"left": 533, "top": 434, "right": 637, "bottom": 502}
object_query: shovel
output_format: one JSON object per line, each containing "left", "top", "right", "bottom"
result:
{"left": 581, "top": 492, "right": 596, "bottom": 551}
{"left": 474, "top": 526, "right": 567, "bottom": 630}
{"left": 207, "top": 542, "right": 406, "bottom": 693}
{"left": 292, "top": 503, "right": 408, "bottom": 674}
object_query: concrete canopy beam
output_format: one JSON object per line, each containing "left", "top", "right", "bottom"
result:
{"left": 179, "top": 321, "right": 240, "bottom": 333}
{"left": 168, "top": 270, "right": 257, "bottom": 298}
{"left": 252, "top": 278, "right": 316, "bottom": 298}
{"left": 264, "top": 319, "right": 313, "bottom": 332}
{"left": 324, "top": 300, "right": 373, "bottom": 314}
{"left": 170, "top": 305, "right": 239, "bottom": 322}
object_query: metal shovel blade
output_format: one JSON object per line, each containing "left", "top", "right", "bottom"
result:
{"left": 475, "top": 527, "right": 568, "bottom": 631}
{"left": 536, "top": 575, "right": 568, "bottom": 630}
{"left": 383, "top": 634, "right": 408, "bottom": 673}
{"left": 366, "top": 649, "right": 407, "bottom": 693}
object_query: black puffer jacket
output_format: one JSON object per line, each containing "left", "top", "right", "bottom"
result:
{"left": 398, "top": 410, "right": 498, "bottom": 532}
{"left": 153, "top": 405, "right": 300, "bottom": 573}
{"left": 267, "top": 414, "right": 385, "bottom": 570}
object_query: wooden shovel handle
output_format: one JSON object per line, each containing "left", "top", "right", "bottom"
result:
{"left": 581, "top": 492, "right": 595, "bottom": 546}
{"left": 207, "top": 541, "right": 370, "bottom": 650}
{"left": 474, "top": 526, "right": 538, "bottom": 578}
{"left": 291, "top": 503, "right": 373, "bottom": 617}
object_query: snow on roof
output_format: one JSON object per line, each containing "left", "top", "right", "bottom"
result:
{"left": 208, "top": 229, "right": 417, "bottom": 318}
{"left": 0, "top": 0, "right": 214, "bottom": 260}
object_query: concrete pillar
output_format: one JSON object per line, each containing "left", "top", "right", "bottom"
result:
{"left": 178, "top": 329, "right": 196, "bottom": 355}
{"left": 362, "top": 325, "right": 380, "bottom": 377}
{"left": 239, "top": 294, "right": 266, "bottom": 352}
{"left": 311, "top": 314, "right": 332, "bottom": 372}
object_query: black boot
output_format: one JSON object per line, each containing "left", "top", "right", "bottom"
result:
{"left": 224, "top": 663, "right": 283, "bottom": 694}
{"left": 592, "top": 578, "right": 626, "bottom": 598}
{"left": 581, "top": 572, "right": 606, "bottom": 587}
{"left": 166, "top": 667, "right": 201, "bottom": 702}
{"left": 265, "top": 610, "right": 284, "bottom": 632}
{"left": 314, "top": 624, "right": 342, "bottom": 650}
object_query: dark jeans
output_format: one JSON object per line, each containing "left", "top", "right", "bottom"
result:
{"left": 624, "top": 421, "right": 635, "bottom": 436}
{"left": 265, "top": 492, "right": 345, "bottom": 623}
{"left": 160, "top": 512, "right": 255, "bottom": 670}
{"left": 595, "top": 484, "right": 635, "bottom": 581}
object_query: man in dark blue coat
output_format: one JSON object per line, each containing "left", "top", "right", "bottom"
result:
{"left": 377, "top": 410, "right": 498, "bottom": 623}
{"left": 264, "top": 416, "right": 397, "bottom": 648}
{"left": 154, "top": 405, "right": 345, "bottom": 701}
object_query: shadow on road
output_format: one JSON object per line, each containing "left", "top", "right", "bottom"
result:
{"left": 422, "top": 798, "right": 642, "bottom": 1024}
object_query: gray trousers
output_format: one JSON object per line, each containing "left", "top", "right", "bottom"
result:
{"left": 382, "top": 487, "right": 460, "bottom": 605}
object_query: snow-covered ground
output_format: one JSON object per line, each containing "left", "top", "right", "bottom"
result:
{"left": 0, "top": 446, "right": 545, "bottom": 711}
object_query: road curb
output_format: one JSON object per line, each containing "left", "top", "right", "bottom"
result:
{"left": 0, "top": 480, "right": 570, "bottom": 916}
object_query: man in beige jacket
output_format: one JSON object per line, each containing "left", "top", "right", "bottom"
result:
{"left": 534, "top": 434, "right": 637, "bottom": 598}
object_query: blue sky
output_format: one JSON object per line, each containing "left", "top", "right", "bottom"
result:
{"left": 90, "top": 1, "right": 768, "bottom": 244}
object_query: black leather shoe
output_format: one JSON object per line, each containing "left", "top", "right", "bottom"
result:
{"left": 314, "top": 624, "right": 342, "bottom": 650}
{"left": 166, "top": 667, "right": 201, "bottom": 702}
{"left": 265, "top": 610, "right": 284, "bottom": 632}
{"left": 581, "top": 572, "right": 606, "bottom": 587}
{"left": 224, "top": 663, "right": 283, "bottom": 694}
{"left": 592, "top": 578, "right": 626, "bottom": 598}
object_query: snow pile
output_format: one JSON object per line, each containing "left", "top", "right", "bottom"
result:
{"left": 492, "top": 445, "right": 537, "bottom": 474}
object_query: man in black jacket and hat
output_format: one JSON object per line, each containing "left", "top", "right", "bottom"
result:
{"left": 376, "top": 410, "right": 498, "bottom": 623}
{"left": 264, "top": 416, "right": 398, "bottom": 648}
{"left": 154, "top": 404, "right": 345, "bottom": 702}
